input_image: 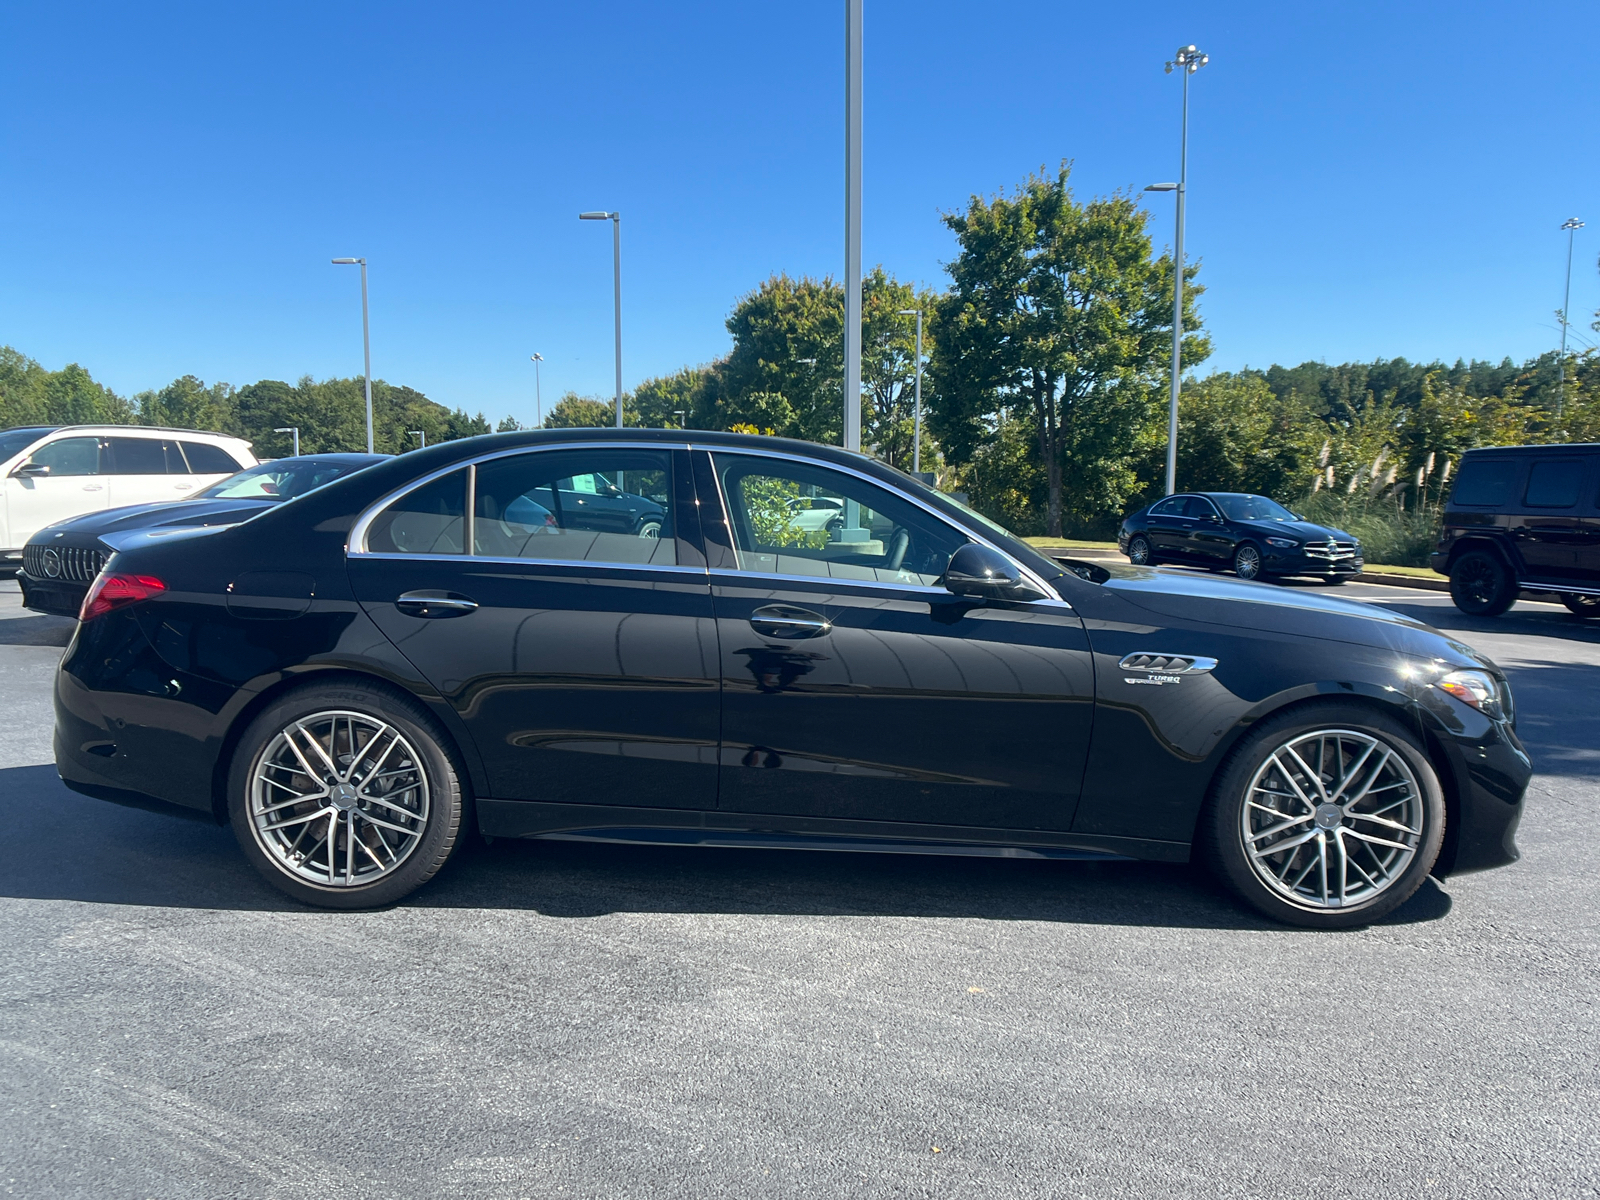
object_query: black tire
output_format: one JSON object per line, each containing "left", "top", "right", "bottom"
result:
{"left": 1322, "top": 576, "right": 1348, "bottom": 587}
{"left": 1560, "top": 594, "right": 1600, "bottom": 618}
{"left": 1202, "top": 701, "right": 1446, "bottom": 929}
{"left": 1233, "top": 542, "right": 1264, "bottom": 581}
{"left": 1450, "top": 550, "right": 1516, "bottom": 617}
{"left": 1127, "top": 535, "right": 1155, "bottom": 566}
{"left": 636, "top": 517, "right": 663, "bottom": 540}
{"left": 227, "top": 680, "right": 466, "bottom": 909}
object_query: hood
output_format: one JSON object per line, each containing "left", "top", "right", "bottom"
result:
{"left": 34, "top": 498, "right": 273, "bottom": 541}
{"left": 1233, "top": 519, "right": 1353, "bottom": 543}
{"left": 1099, "top": 564, "right": 1484, "bottom": 669}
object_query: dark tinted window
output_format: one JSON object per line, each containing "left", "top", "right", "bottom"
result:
{"left": 198, "top": 458, "right": 375, "bottom": 501}
{"left": 473, "top": 449, "right": 676, "bottom": 565}
{"left": 1524, "top": 459, "right": 1584, "bottom": 508}
{"left": 367, "top": 469, "right": 467, "bottom": 555}
{"left": 105, "top": 436, "right": 170, "bottom": 475}
{"left": 1450, "top": 458, "right": 1520, "bottom": 507}
{"left": 179, "top": 441, "right": 244, "bottom": 474}
{"left": 1183, "top": 496, "right": 1221, "bottom": 519}
{"left": 26, "top": 437, "right": 101, "bottom": 476}
{"left": 1148, "top": 497, "right": 1185, "bottom": 517}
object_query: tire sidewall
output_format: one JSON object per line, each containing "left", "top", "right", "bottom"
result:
{"left": 1203, "top": 702, "right": 1446, "bottom": 929}
{"left": 1450, "top": 551, "right": 1514, "bottom": 616}
{"left": 227, "top": 681, "right": 464, "bottom": 909}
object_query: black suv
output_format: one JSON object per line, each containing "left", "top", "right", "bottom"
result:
{"left": 1432, "top": 443, "right": 1600, "bottom": 617}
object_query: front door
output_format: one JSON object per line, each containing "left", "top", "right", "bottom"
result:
{"left": 5, "top": 436, "right": 108, "bottom": 544}
{"left": 347, "top": 448, "right": 719, "bottom": 810}
{"left": 700, "top": 450, "right": 1095, "bottom": 833}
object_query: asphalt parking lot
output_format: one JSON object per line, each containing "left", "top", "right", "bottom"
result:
{"left": 1, "top": 576, "right": 1596, "bottom": 1199}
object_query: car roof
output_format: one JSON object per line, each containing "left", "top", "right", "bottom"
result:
{"left": 1462, "top": 443, "right": 1600, "bottom": 456}
{"left": 262, "top": 453, "right": 389, "bottom": 464}
{"left": 24, "top": 425, "right": 253, "bottom": 442}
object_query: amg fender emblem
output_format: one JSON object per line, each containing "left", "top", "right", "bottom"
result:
{"left": 1118, "top": 653, "right": 1218, "bottom": 684}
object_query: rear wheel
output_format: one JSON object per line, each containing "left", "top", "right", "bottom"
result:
{"left": 1127, "top": 535, "right": 1155, "bottom": 566}
{"left": 1450, "top": 550, "right": 1516, "bottom": 616}
{"left": 636, "top": 517, "right": 663, "bottom": 539}
{"left": 1233, "top": 542, "right": 1263, "bottom": 581}
{"left": 1203, "top": 702, "right": 1445, "bottom": 929}
{"left": 1561, "top": 594, "right": 1600, "bottom": 617}
{"left": 228, "top": 681, "right": 465, "bottom": 909}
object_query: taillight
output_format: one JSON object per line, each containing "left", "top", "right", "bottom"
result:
{"left": 80, "top": 573, "right": 167, "bottom": 622}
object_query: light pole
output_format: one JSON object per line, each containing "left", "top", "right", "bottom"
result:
{"left": 274, "top": 427, "right": 300, "bottom": 457}
{"left": 579, "top": 211, "right": 624, "bottom": 428}
{"left": 530, "top": 353, "right": 544, "bottom": 428}
{"left": 409, "top": 430, "right": 426, "bottom": 449}
{"left": 331, "top": 258, "right": 374, "bottom": 453}
{"left": 1558, "top": 217, "right": 1585, "bottom": 418}
{"left": 843, "top": 0, "right": 863, "bottom": 452}
{"left": 898, "top": 308, "right": 924, "bottom": 474}
{"left": 674, "top": 410, "right": 687, "bottom": 429}
{"left": 1154, "top": 44, "right": 1208, "bottom": 496}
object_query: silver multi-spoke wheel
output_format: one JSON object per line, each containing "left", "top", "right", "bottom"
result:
{"left": 1241, "top": 727, "right": 1423, "bottom": 910}
{"left": 249, "top": 710, "right": 430, "bottom": 888}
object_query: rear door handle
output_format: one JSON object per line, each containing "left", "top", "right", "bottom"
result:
{"left": 395, "top": 590, "right": 479, "bottom": 618}
{"left": 750, "top": 604, "right": 831, "bottom": 640}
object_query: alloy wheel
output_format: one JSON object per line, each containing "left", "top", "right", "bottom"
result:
{"left": 1128, "top": 536, "right": 1152, "bottom": 565}
{"left": 1240, "top": 728, "right": 1423, "bottom": 910}
{"left": 1454, "top": 556, "right": 1500, "bottom": 607}
{"left": 1234, "top": 544, "right": 1262, "bottom": 580}
{"left": 249, "top": 710, "right": 430, "bottom": 887}
{"left": 637, "top": 519, "right": 662, "bottom": 540}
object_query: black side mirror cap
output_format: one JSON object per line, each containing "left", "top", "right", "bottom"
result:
{"left": 943, "top": 543, "right": 1038, "bottom": 600}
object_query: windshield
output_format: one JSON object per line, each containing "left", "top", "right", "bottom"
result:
{"left": 0, "top": 428, "right": 56, "bottom": 464}
{"left": 197, "top": 458, "right": 372, "bottom": 501}
{"left": 1213, "top": 494, "right": 1297, "bottom": 522}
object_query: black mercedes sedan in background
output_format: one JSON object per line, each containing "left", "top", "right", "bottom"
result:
{"left": 20, "top": 454, "right": 385, "bottom": 617}
{"left": 52, "top": 431, "right": 1527, "bottom": 929}
{"left": 1118, "top": 492, "right": 1363, "bottom": 582}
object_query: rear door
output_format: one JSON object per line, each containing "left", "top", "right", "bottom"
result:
{"left": 1185, "top": 496, "right": 1234, "bottom": 565}
{"left": 104, "top": 436, "right": 191, "bottom": 507}
{"left": 1146, "top": 496, "right": 1196, "bottom": 560}
{"left": 1512, "top": 456, "right": 1592, "bottom": 584}
{"left": 4, "top": 436, "right": 108, "bottom": 543}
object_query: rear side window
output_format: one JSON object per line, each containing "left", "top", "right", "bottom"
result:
{"left": 179, "top": 441, "right": 244, "bottom": 474}
{"left": 1149, "top": 497, "right": 1184, "bottom": 517}
{"left": 105, "top": 436, "right": 171, "bottom": 474}
{"left": 1450, "top": 458, "right": 1520, "bottom": 507}
{"left": 366, "top": 469, "right": 467, "bottom": 555}
{"left": 1524, "top": 460, "right": 1585, "bottom": 508}
{"left": 26, "top": 437, "right": 101, "bottom": 476}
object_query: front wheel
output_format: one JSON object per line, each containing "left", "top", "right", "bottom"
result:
{"left": 1127, "top": 535, "right": 1155, "bottom": 566}
{"left": 227, "top": 681, "right": 466, "bottom": 909}
{"left": 1450, "top": 550, "right": 1516, "bottom": 616}
{"left": 1322, "top": 576, "right": 1348, "bottom": 586}
{"left": 1560, "top": 594, "right": 1600, "bottom": 618}
{"left": 1202, "top": 702, "right": 1445, "bottom": 929}
{"left": 1233, "top": 542, "right": 1263, "bottom": 580}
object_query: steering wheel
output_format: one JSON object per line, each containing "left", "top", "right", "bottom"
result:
{"left": 886, "top": 528, "right": 910, "bottom": 572}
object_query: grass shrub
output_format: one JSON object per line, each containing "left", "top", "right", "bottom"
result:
{"left": 1296, "top": 491, "right": 1442, "bottom": 567}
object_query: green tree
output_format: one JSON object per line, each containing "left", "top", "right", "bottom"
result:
{"left": 861, "top": 268, "right": 941, "bottom": 471}
{"left": 930, "top": 165, "right": 1205, "bottom": 536}
{"left": 544, "top": 391, "right": 624, "bottom": 428}
{"left": 631, "top": 366, "right": 714, "bottom": 428}
{"left": 714, "top": 274, "right": 844, "bottom": 441}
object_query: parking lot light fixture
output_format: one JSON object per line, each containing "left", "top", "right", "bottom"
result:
{"left": 409, "top": 430, "right": 426, "bottom": 449}
{"left": 1157, "top": 44, "right": 1208, "bottom": 496}
{"left": 273, "top": 427, "right": 300, "bottom": 457}
{"left": 1558, "top": 217, "right": 1585, "bottom": 418}
{"left": 579, "top": 211, "right": 623, "bottom": 428}
{"left": 898, "top": 308, "right": 924, "bottom": 474}
{"left": 331, "top": 257, "right": 374, "bottom": 453}
{"left": 530, "top": 353, "right": 544, "bottom": 428}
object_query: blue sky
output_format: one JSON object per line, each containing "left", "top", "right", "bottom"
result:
{"left": 2, "top": 1, "right": 1597, "bottom": 427}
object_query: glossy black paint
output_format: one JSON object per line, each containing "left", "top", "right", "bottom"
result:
{"left": 1118, "top": 492, "right": 1364, "bottom": 579}
{"left": 53, "top": 429, "right": 1529, "bottom": 879}
{"left": 1430, "top": 443, "right": 1600, "bottom": 596}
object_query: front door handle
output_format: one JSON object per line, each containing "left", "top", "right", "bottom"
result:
{"left": 395, "top": 590, "right": 479, "bottom": 618}
{"left": 750, "top": 604, "right": 831, "bottom": 640}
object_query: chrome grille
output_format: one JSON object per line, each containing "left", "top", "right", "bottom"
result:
{"left": 23, "top": 543, "right": 107, "bottom": 583}
{"left": 1302, "top": 540, "right": 1358, "bottom": 562}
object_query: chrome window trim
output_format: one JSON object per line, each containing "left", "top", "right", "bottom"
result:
{"left": 700, "top": 445, "right": 1069, "bottom": 607}
{"left": 354, "top": 550, "right": 709, "bottom": 576}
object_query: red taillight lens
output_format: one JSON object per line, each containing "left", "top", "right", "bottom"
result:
{"left": 79, "top": 573, "right": 167, "bottom": 622}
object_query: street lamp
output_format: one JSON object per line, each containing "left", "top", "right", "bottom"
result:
{"left": 1152, "top": 43, "right": 1209, "bottom": 496}
{"left": 674, "top": 409, "right": 687, "bottom": 429}
{"left": 273, "top": 427, "right": 300, "bottom": 457}
{"left": 843, "top": 0, "right": 863, "bottom": 452}
{"left": 331, "top": 258, "right": 374, "bottom": 453}
{"left": 1558, "top": 217, "right": 1585, "bottom": 418}
{"left": 409, "top": 430, "right": 426, "bottom": 449}
{"left": 579, "top": 211, "right": 624, "bottom": 429}
{"left": 530, "top": 352, "right": 544, "bottom": 428}
{"left": 898, "top": 308, "right": 924, "bottom": 475}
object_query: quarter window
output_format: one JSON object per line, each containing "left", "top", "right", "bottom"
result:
{"left": 1523, "top": 460, "right": 1584, "bottom": 509}
{"left": 473, "top": 450, "right": 676, "bottom": 566}
{"left": 1450, "top": 458, "right": 1519, "bottom": 507}
{"left": 714, "top": 454, "right": 966, "bottom": 586}
{"left": 179, "top": 441, "right": 244, "bottom": 474}
{"left": 25, "top": 437, "right": 101, "bottom": 477}
{"left": 366, "top": 469, "right": 467, "bottom": 555}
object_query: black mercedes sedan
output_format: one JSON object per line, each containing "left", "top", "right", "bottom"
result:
{"left": 1118, "top": 492, "right": 1364, "bottom": 582}
{"left": 20, "top": 454, "right": 386, "bottom": 617}
{"left": 52, "top": 431, "right": 1528, "bottom": 929}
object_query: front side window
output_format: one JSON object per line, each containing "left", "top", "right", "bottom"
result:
{"left": 715, "top": 454, "right": 966, "bottom": 587}
{"left": 366, "top": 469, "right": 467, "bottom": 555}
{"left": 1184, "top": 496, "right": 1222, "bottom": 520}
{"left": 1524, "top": 460, "right": 1584, "bottom": 509}
{"left": 26, "top": 437, "right": 101, "bottom": 477}
{"left": 473, "top": 450, "right": 676, "bottom": 566}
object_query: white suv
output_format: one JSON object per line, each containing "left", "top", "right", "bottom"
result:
{"left": 0, "top": 425, "right": 257, "bottom": 569}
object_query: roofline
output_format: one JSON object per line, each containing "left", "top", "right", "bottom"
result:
{"left": 1462, "top": 442, "right": 1600, "bottom": 454}
{"left": 13, "top": 424, "right": 255, "bottom": 442}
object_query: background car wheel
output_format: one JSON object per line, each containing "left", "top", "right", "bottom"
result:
{"left": 1560, "top": 594, "right": 1600, "bottom": 617}
{"left": 1450, "top": 550, "right": 1516, "bottom": 616}
{"left": 1127, "top": 535, "right": 1154, "bottom": 565}
{"left": 227, "top": 680, "right": 465, "bottom": 909}
{"left": 1201, "top": 702, "right": 1445, "bottom": 929}
{"left": 1233, "top": 542, "right": 1263, "bottom": 580}
{"left": 636, "top": 518, "right": 663, "bottom": 540}
{"left": 1322, "top": 576, "right": 1348, "bottom": 586}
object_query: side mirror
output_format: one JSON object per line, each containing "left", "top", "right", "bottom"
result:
{"left": 943, "top": 543, "right": 1029, "bottom": 599}
{"left": 12, "top": 462, "right": 49, "bottom": 479}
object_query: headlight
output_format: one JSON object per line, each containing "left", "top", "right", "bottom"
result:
{"left": 1436, "top": 668, "right": 1505, "bottom": 720}
{"left": 1265, "top": 536, "right": 1299, "bottom": 549}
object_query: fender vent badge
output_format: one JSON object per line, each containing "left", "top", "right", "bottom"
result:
{"left": 1118, "top": 653, "right": 1218, "bottom": 674}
